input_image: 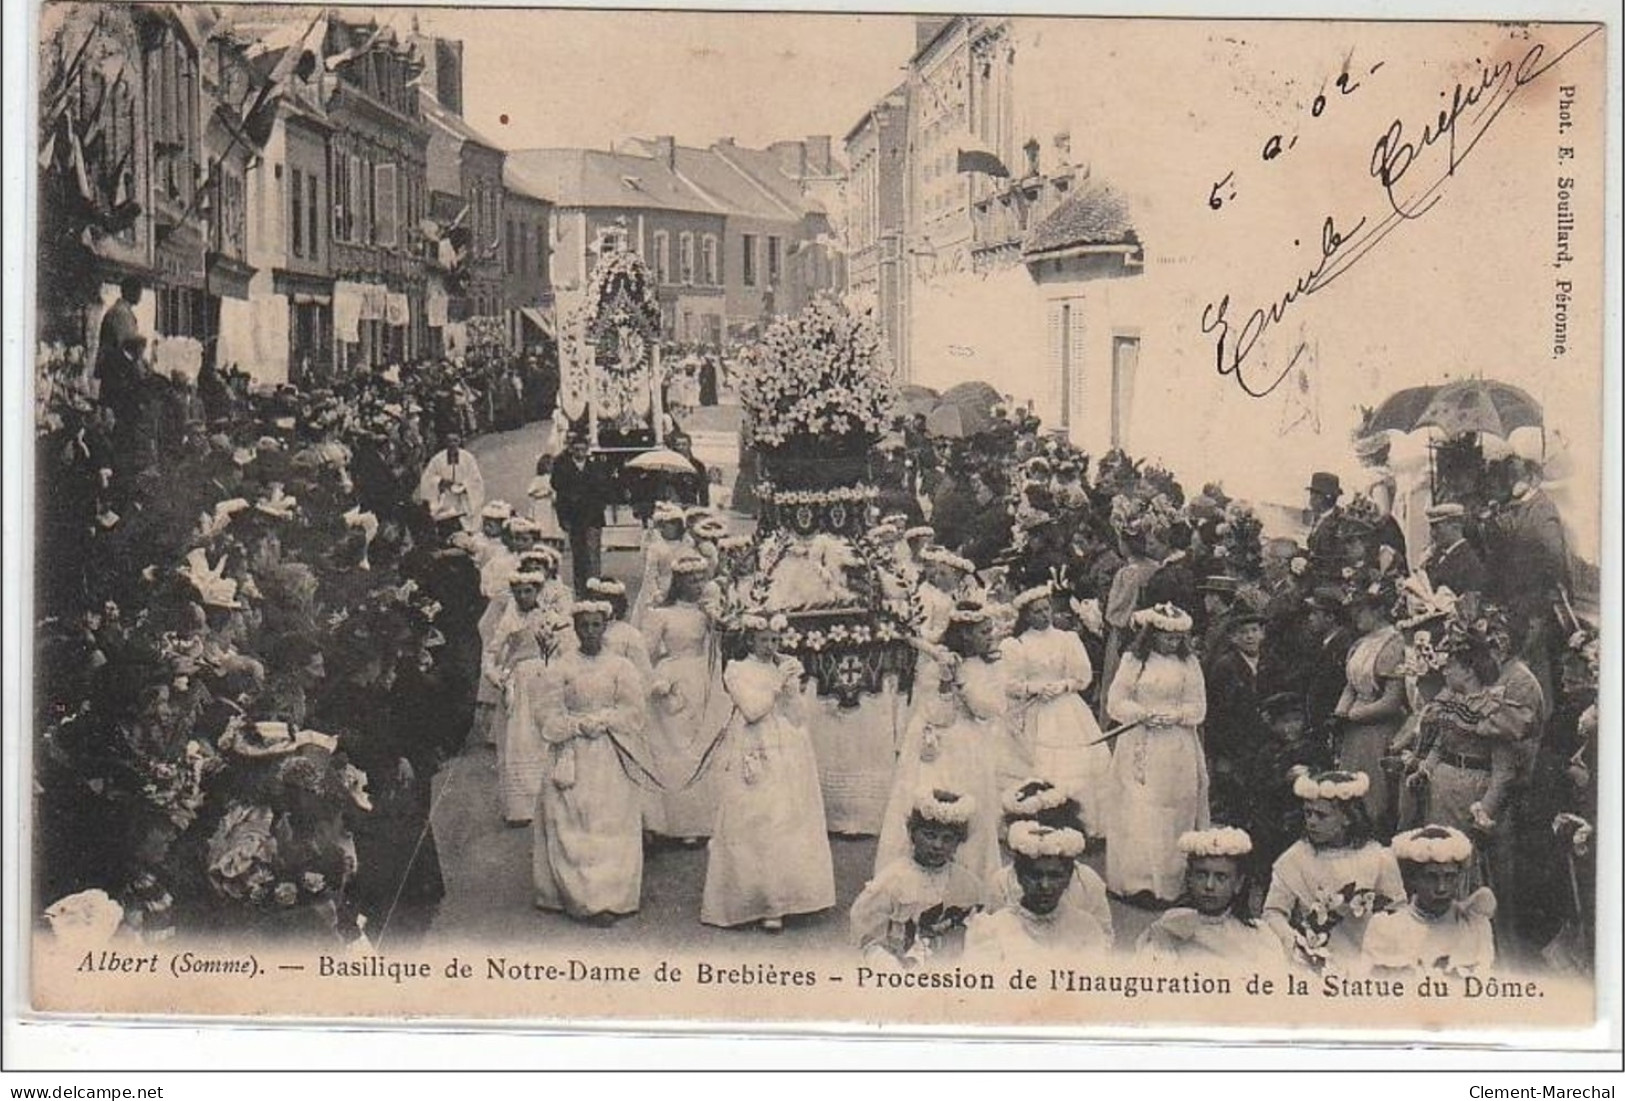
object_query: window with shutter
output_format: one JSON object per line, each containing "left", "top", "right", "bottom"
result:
{"left": 1069, "top": 303, "right": 1088, "bottom": 431}
{"left": 1046, "top": 300, "right": 1067, "bottom": 429}
{"left": 375, "top": 163, "right": 398, "bottom": 247}
{"left": 1111, "top": 335, "right": 1140, "bottom": 451}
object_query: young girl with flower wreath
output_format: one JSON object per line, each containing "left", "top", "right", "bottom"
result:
{"left": 993, "top": 779, "right": 1115, "bottom": 942}
{"left": 876, "top": 600, "right": 1012, "bottom": 892}
{"left": 1361, "top": 825, "right": 1496, "bottom": 979}
{"left": 1262, "top": 768, "right": 1406, "bottom": 972}
{"left": 700, "top": 612, "right": 834, "bottom": 931}
{"left": 965, "top": 822, "right": 1112, "bottom": 963}
{"left": 999, "top": 585, "right": 1112, "bottom": 838}
{"left": 849, "top": 787, "right": 986, "bottom": 969}
{"left": 1136, "top": 827, "right": 1285, "bottom": 968}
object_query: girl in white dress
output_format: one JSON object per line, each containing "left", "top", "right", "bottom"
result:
{"left": 851, "top": 788, "right": 986, "bottom": 968}
{"left": 965, "top": 822, "right": 1113, "bottom": 964}
{"left": 877, "top": 600, "right": 1014, "bottom": 893}
{"left": 1362, "top": 825, "right": 1495, "bottom": 978}
{"left": 995, "top": 779, "right": 1113, "bottom": 940}
{"left": 472, "top": 515, "right": 535, "bottom": 746}
{"left": 630, "top": 503, "right": 692, "bottom": 629}
{"left": 1000, "top": 585, "right": 1112, "bottom": 837}
{"left": 532, "top": 603, "right": 653, "bottom": 925}
{"left": 586, "top": 577, "right": 653, "bottom": 690}
{"left": 485, "top": 569, "right": 566, "bottom": 825}
{"left": 1137, "top": 827, "right": 1286, "bottom": 968}
{"left": 1263, "top": 769, "right": 1406, "bottom": 973}
{"left": 526, "top": 451, "right": 567, "bottom": 546}
{"left": 701, "top": 613, "right": 836, "bottom": 931}
{"left": 642, "top": 556, "right": 730, "bottom": 841}
{"left": 468, "top": 501, "right": 514, "bottom": 569}
{"left": 1105, "top": 604, "right": 1210, "bottom": 906}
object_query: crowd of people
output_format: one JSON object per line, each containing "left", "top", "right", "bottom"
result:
{"left": 33, "top": 298, "right": 1600, "bottom": 981}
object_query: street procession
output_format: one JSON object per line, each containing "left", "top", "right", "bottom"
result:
{"left": 29, "top": 5, "right": 1603, "bottom": 992}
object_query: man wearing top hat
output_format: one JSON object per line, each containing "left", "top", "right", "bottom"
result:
{"left": 551, "top": 432, "right": 616, "bottom": 595}
{"left": 1304, "top": 471, "right": 1346, "bottom": 573}
{"left": 1421, "top": 502, "right": 1489, "bottom": 596}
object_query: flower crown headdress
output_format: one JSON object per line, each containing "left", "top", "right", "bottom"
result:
{"left": 1007, "top": 820, "right": 1086, "bottom": 860}
{"left": 585, "top": 577, "right": 626, "bottom": 597}
{"left": 949, "top": 600, "right": 991, "bottom": 626}
{"left": 1002, "top": 779, "right": 1070, "bottom": 816}
{"left": 481, "top": 501, "right": 514, "bottom": 521}
{"left": 914, "top": 787, "right": 977, "bottom": 826}
{"left": 1178, "top": 827, "right": 1254, "bottom": 858}
{"left": 1011, "top": 584, "right": 1055, "bottom": 611}
{"left": 740, "top": 612, "right": 790, "bottom": 633}
{"left": 570, "top": 600, "right": 615, "bottom": 618}
{"left": 1131, "top": 603, "right": 1193, "bottom": 633}
{"left": 671, "top": 554, "right": 711, "bottom": 575}
{"left": 1392, "top": 825, "right": 1474, "bottom": 864}
{"left": 1292, "top": 769, "right": 1370, "bottom": 802}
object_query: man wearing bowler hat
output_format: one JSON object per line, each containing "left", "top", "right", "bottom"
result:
{"left": 1305, "top": 471, "right": 1346, "bottom": 573}
{"left": 1421, "top": 502, "right": 1489, "bottom": 596}
{"left": 1197, "top": 574, "right": 1242, "bottom": 661}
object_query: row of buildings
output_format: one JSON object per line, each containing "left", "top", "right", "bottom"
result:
{"left": 842, "top": 16, "right": 1148, "bottom": 454}
{"left": 39, "top": 4, "right": 842, "bottom": 388}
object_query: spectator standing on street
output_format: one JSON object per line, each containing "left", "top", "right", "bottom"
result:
{"left": 551, "top": 432, "right": 616, "bottom": 595}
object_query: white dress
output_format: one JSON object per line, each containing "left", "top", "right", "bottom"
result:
{"left": 876, "top": 657, "right": 1013, "bottom": 893}
{"left": 526, "top": 472, "right": 567, "bottom": 543}
{"left": 1105, "top": 652, "right": 1210, "bottom": 902}
{"left": 1361, "top": 891, "right": 1496, "bottom": 978}
{"left": 701, "top": 655, "right": 836, "bottom": 927}
{"left": 1000, "top": 627, "right": 1113, "bottom": 835}
{"left": 1136, "top": 909, "right": 1287, "bottom": 969}
{"left": 850, "top": 857, "right": 986, "bottom": 968}
{"left": 484, "top": 603, "right": 560, "bottom": 821}
{"left": 1264, "top": 839, "right": 1406, "bottom": 974}
{"left": 642, "top": 602, "right": 731, "bottom": 838}
{"left": 964, "top": 899, "right": 1113, "bottom": 966}
{"left": 990, "top": 861, "right": 1114, "bottom": 944}
{"left": 630, "top": 533, "right": 691, "bottom": 629}
{"left": 531, "top": 650, "right": 650, "bottom": 919}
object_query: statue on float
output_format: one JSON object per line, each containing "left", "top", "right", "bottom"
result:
{"left": 728, "top": 297, "right": 915, "bottom": 834}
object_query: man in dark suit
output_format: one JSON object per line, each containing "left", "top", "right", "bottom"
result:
{"left": 1204, "top": 611, "right": 1268, "bottom": 825}
{"left": 666, "top": 432, "right": 710, "bottom": 508}
{"left": 1304, "top": 471, "right": 1345, "bottom": 576}
{"left": 1300, "top": 589, "right": 1355, "bottom": 757}
{"left": 1487, "top": 460, "right": 1572, "bottom": 704}
{"left": 1421, "top": 502, "right": 1489, "bottom": 595}
{"left": 551, "top": 432, "right": 616, "bottom": 595}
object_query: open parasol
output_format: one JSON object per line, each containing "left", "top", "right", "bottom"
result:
{"left": 1366, "top": 380, "right": 1543, "bottom": 439}
{"left": 622, "top": 448, "right": 695, "bottom": 474}
{"left": 925, "top": 380, "right": 1004, "bottom": 438}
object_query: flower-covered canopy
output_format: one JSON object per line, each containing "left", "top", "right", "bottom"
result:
{"left": 736, "top": 298, "right": 899, "bottom": 452}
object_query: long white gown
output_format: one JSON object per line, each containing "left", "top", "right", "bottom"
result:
{"left": 630, "top": 533, "right": 691, "bottom": 629}
{"left": 1263, "top": 839, "right": 1406, "bottom": 974}
{"left": 417, "top": 448, "right": 485, "bottom": 529}
{"left": 989, "top": 861, "right": 1114, "bottom": 944}
{"left": 531, "top": 649, "right": 650, "bottom": 919}
{"left": 642, "top": 602, "right": 731, "bottom": 838}
{"left": 700, "top": 655, "right": 836, "bottom": 927}
{"left": 484, "top": 603, "right": 561, "bottom": 821}
{"left": 875, "top": 656, "right": 1013, "bottom": 894}
{"left": 1000, "top": 627, "right": 1113, "bottom": 836}
{"left": 1136, "top": 909, "right": 1287, "bottom": 969}
{"left": 1105, "top": 652, "right": 1211, "bottom": 902}
{"left": 963, "top": 897, "right": 1114, "bottom": 966}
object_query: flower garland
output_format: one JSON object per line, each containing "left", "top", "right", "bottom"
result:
{"left": 735, "top": 297, "right": 899, "bottom": 450}
{"left": 1391, "top": 825, "right": 1474, "bottom": 865}
{"left": 758, "top": 483, "right": 879, "bottom": 508}
{"left": 1002, "top": 778, "right": 1070, "bottom": 816}
{"left": 1292, "top": 770, "right": 1371, "bottom": 801}
{"left": 914, "top": 787, "right": 977, "bottom": 826}
{"left": 1007, "top": 820, "right": 1087, "bottom": 859}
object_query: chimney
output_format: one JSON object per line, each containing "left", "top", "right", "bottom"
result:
{"left": 805, "top": 135, "right": 832, "bottom": 176}
{"left": 769, "top": 140, "right": 806, "bottom": 179}
{"left": 1023, "top": 137, "right": 1041, "bottom": 178}
{"left": 1053, "top": 131, "right": 1072, "bottom": 166}
{"left": 653, "top": 135, "right": 676, "bottom": 170}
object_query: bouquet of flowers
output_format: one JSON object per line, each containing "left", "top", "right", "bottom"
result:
{"left": 1290, "top": 881, "right": 1396, "bottom": 971}
{"left": 735, "top": 298, "right": 898, "bottom": 452}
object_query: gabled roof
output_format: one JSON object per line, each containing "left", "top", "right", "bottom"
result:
{"left": 1022, "top": 181, "right": 1139, "bottom": 257}
{"left": 420, "top": 91, "right": 502, "bottom": 153}
{"left": 620, "top": 139, "right": 799, "bottom": 222}
{"left": 504, "top": 148, "right": 721, "bottom": 215}
{"left": 710, "top": 143, "right": 828, "bottom": 215}
{"left": 502, "top": 161, "right": 552, "bottom": 204}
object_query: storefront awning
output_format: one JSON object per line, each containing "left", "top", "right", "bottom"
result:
{"left": 519, "top": 306, "right": 553, "bottom": 337}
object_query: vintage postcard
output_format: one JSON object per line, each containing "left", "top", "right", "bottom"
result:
{"left": 15, "top": 1, "right": 1614, "bottom": 1043}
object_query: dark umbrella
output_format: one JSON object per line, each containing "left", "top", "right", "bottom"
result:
{"left": 925, "top": 380, "right": 1004, "bottom": 438}
{"left": 1367, "top": 380, "right": 1543, "bottom": 438}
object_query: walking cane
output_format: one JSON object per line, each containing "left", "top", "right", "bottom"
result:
{"left": 1080, "top": 717, "right": 1146, "bottom": 750}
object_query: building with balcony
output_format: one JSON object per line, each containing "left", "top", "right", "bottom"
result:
{"left": 843, "top": 85, "right": 908, "bottom": 373}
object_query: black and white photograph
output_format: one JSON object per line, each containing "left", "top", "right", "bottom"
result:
{"left": 7, "top": 0, "right": 1617, "bottom": 1053}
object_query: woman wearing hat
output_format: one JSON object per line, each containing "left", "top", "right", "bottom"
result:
{"left": 641, "top": 555, "right": 731, "bottom": 842}
{"left": 1000, "top": 585, "right": 1111, "bottom": 838}
{"left": 532, "top": 602, "right": 653, "bottom": 925}
{"left": 700, "top": 612, "right": 835, "bottom": 931}
{"left": 877, "top": 600, "right": 1011, "bottom": 893}
{"left": 1104, "top": 603, "right": 1210, "bottom": 908}
{"left": 1332, "top": 583, "right": 1409, "bottom": 837}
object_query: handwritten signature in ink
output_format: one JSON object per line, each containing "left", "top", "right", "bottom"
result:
{"left": 1203, "top": 27, "right": 1602, "bottom": 399}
